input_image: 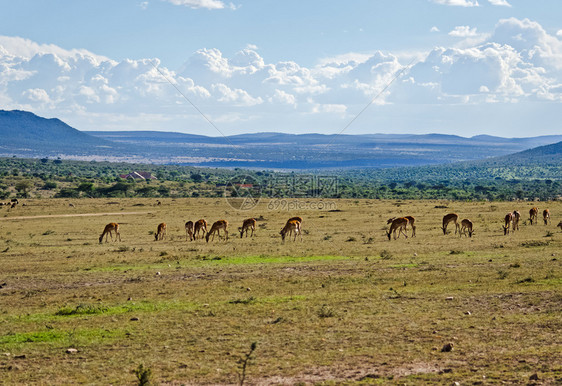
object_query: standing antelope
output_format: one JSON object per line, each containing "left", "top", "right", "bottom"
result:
{"left": 460, "top": 219, "right": 474, "bottom": 238}
{"left": 557, "top": 221, "right": 562, "bottom": 231}
{"left": 387, "top": 216, "right": 416, "bottom": 237}
{"left": 512, "top": 210, "right": 521, "bottom": 231}
{"left": 442, "top": 213, "right": 460, "bottom": 235}
{"left": 239, "top": 218, "right": 256, "bottom": 238}
{"left": 206, "top": 220, "right": 229, "bottom": 243}
{"left": 280, "top": 219, "right": 301, "bottom": 242}
{"left": 386, "top": 217, "right": 409, "bottom": 241}
{"left": 185, "top": 221, "right": 194, "bottom": 241}
{"left": 503, "top": 212, "right": 514, "bottom": 235}
{"left": 193, "top": 219, "right": 208, "bottom": 240}
{"left": 99, "top": 223, "right": 121, "bottom": 243}
{"left": 529, "top": 207, "right": 538, "bottom": 225}
{"left": 543, "top": 209, "right": 550, "bottom": 225}
{"left": 155, "top": 223, "right": 167, "bottom": 241}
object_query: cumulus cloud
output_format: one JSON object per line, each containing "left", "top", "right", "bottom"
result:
{"left": 163, "top": 0, "right": 236, "bottom": 10}
{"left": 488, "top": 0, "right": 511, "bottom": 6}
{"left": 449, "top": 26, "right": 479, "bottom": 37}
{"left": 431, "top": 0, "right": 479, "bottom": 7}
{"left": 1, "top": 16, "right": 562, "bottom": 134}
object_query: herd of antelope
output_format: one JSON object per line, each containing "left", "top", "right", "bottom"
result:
{"left": 98, "top": 207, "right": 561, "bottom": 244}
{"left": 98, "top": 216, "right": 304, "bottom": 244}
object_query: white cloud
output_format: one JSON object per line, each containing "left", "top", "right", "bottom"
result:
{"left": 488, "top": 0, "right": 511, "bottom": 6}
{"left": 23, "top": 88, "right": 51, "bottom": 103}
{"left": 212, "top": 83, "right": 263, "bottom": 106}
{"left": 449, "top": 26, "right": 479, "bottom": 37}
{"left": 139, "top": 1, "right": 149, "bottom": 10}
{"left": 163, "top": 0, "right": 234, "bottom": 10}
{"left": 269, "top": 89, "right": 296, "bottom": 107}
{"left": 557, "top": 30, "right": 562, "bottom": 38}
{"left": 430, "top": 26, "right": 440, "bottom": 33}
{"left": 1, "top": 16, "right": 562, "bottom": 134}
{"left": 431, "top": 0, "right": 479, "bottom": 7}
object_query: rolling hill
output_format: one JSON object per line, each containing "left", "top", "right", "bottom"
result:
{"left": 0, "top": 110, "right": 114, "bottom": 156}
{"left": 1, "top": 110, "right": 561, "bottom": 169}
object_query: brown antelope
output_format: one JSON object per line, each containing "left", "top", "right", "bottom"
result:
{"left": 442, "top": 213, "right": 460, "bottom": 235}
{"left": 193, "top": 219, "right": 208, "bottom": 239}
{"left": 503, "top": 212, "right": 514, "bottom": 235}
{"left": 280, "top": 219, "right": 301, "bottom": 242}
{"left": 185, "top": 221, "right": 194, "bottom": 241}
{"left": 386, "top": 217, "right": 409, "bottom": 241}
{"left": 239, "top": 218, "right": 256, "bottom": 238}
{"left": 206, "top": 220, "right": 229, "bottom": 243}
{"left": 387, "top": 216, "right": 416, "bottom": 237}
{"left": 286, "top": 216, "right": 303, "bottom": 229}
{"left": 155, "top": 223, "right": 167, "bottom": 241}
{"left": 558, "top": 221, "right": 562, "bottom": 231}
{"left": 99, "top": 223, "right": 121, "bottom": 243}
{"left": 459, "top": 219, "right": 474, "bottom": 237}
{"left": 543, "top": 209, "right": 550, "bottom": 225}
{"left": 512, "top": 210, "right": 521, "bottom": 231}
{"left": 529, "top": 207, "right": 538, "bottom": 225}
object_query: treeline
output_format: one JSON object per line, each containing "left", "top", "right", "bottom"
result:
{"left": 0, "top": 157, "right": 560, "bottom": 201}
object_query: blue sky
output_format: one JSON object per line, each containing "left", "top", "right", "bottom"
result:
{"left": 1, "top": 0, "right": 561, "bottom": 137}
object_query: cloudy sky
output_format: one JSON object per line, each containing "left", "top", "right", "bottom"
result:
{"left": 1, "top": 0, "right": 561, "bottom": 137}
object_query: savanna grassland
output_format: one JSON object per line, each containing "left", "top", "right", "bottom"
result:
{"left": 0, "top": 198, "right": 560, "bottom": 384}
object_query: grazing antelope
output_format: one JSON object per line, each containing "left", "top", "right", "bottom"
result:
{"left": 386, "top": 217, "right": 409, "bottom": 241}
{"left": 155, "top": 222, "right": 167, "bottom": 241}
{"left": 99, "top": 223, "right": 121, "bottom": 243}
{"left": 441, "top": 213, "right": 460, "bottom": 235}
{"left": 185, "top": 221, "right": 194, "bottom": 241}
{"left": 512, "top": 210, "right": 521, "bottom": 231}
{"left": 543, "top": 209, "right": 550, "bottom": 225}
{"left": 193, "top": 219, "right": 208, "bottom": 239}
{"left": 280, "top": 219, "right": 301, "bottom": 242}
{"left": 459, "top": 219, "right": 474, "bottom": 238}
{"left": 503, "top": 212, "right": 514, "bottom": 235}
{"left": 387, "top": 216, "right": 416, "bottom": 237}
{"left": 286, "top": 216, "right": 303, "bottom": 229}
{"left": 558, "top": 221, "right": 562, "bottom": 231}
{"left": 529, "top": 207, "right": 538, "bottom": 225}
{"left": 205, "top": 220, "right": 229, "bottom": 243}
{"left": 239, "top": 218, "right": 256, "bottom": 238}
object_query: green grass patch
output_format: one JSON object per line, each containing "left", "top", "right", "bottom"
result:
{"left": 0, "top": 327, "right": 122, "bottom": 346}
{"left": 84, "top": 255, "right": 350, "bottom": 273}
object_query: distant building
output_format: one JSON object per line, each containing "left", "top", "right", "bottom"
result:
{"left": 119, "top": 171, "right": 157, "bottom": 180}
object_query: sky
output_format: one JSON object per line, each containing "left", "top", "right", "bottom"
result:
{"left": 0, "top": 0, "right": 561, "bottom": 138}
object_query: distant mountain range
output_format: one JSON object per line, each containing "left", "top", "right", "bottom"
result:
{"left": 0, "top": 109, "right": 561, "bottom": 169}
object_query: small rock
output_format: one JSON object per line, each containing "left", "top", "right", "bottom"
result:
{"left": 246, "top": 287, "right": 251, "bottom": 291}
{"left": 156, "top": 272, "right": 161, "bottom": 276}
{"left": 453, "top": 382, "right": 460, "bottom": 386}
{"left": 529, "top": 373, "right": 539, "bottom": 381}
{"left": 446, "top": 296, "right": 454, "bottom": 301}
{"left": 464, "top": 311, "right": 472, "bottom": 315}
{"left": 441, "top": 343, "right": 454, "bottom": 352}
{"left": 413, "top": 253, "right": 418, "bottom": 257}
{"left": 3, "top": 352, "right": 10, "bottom": 357}
{"left": 14, "top": 354, "right": 26, "bottom": 359}
{"left": 127, "top": 297, "right": 133, "bottom": 301}
{"left": 66, "top": 348, "right": 78, "bottom": 354}
{"left": 130, "top": 317, "right": 139, "bottom": 321}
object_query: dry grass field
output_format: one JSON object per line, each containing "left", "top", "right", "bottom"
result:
{"left": 0, "top": 198, "right": 561, "bottom": 384}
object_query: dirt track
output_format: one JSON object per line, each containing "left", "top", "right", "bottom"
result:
{"left": 0, "top": 211, "right": 149, "bottom": 221}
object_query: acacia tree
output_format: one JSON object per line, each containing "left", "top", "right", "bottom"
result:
{"left": 15, "top": 180, "right": 34, "bottom": 198}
